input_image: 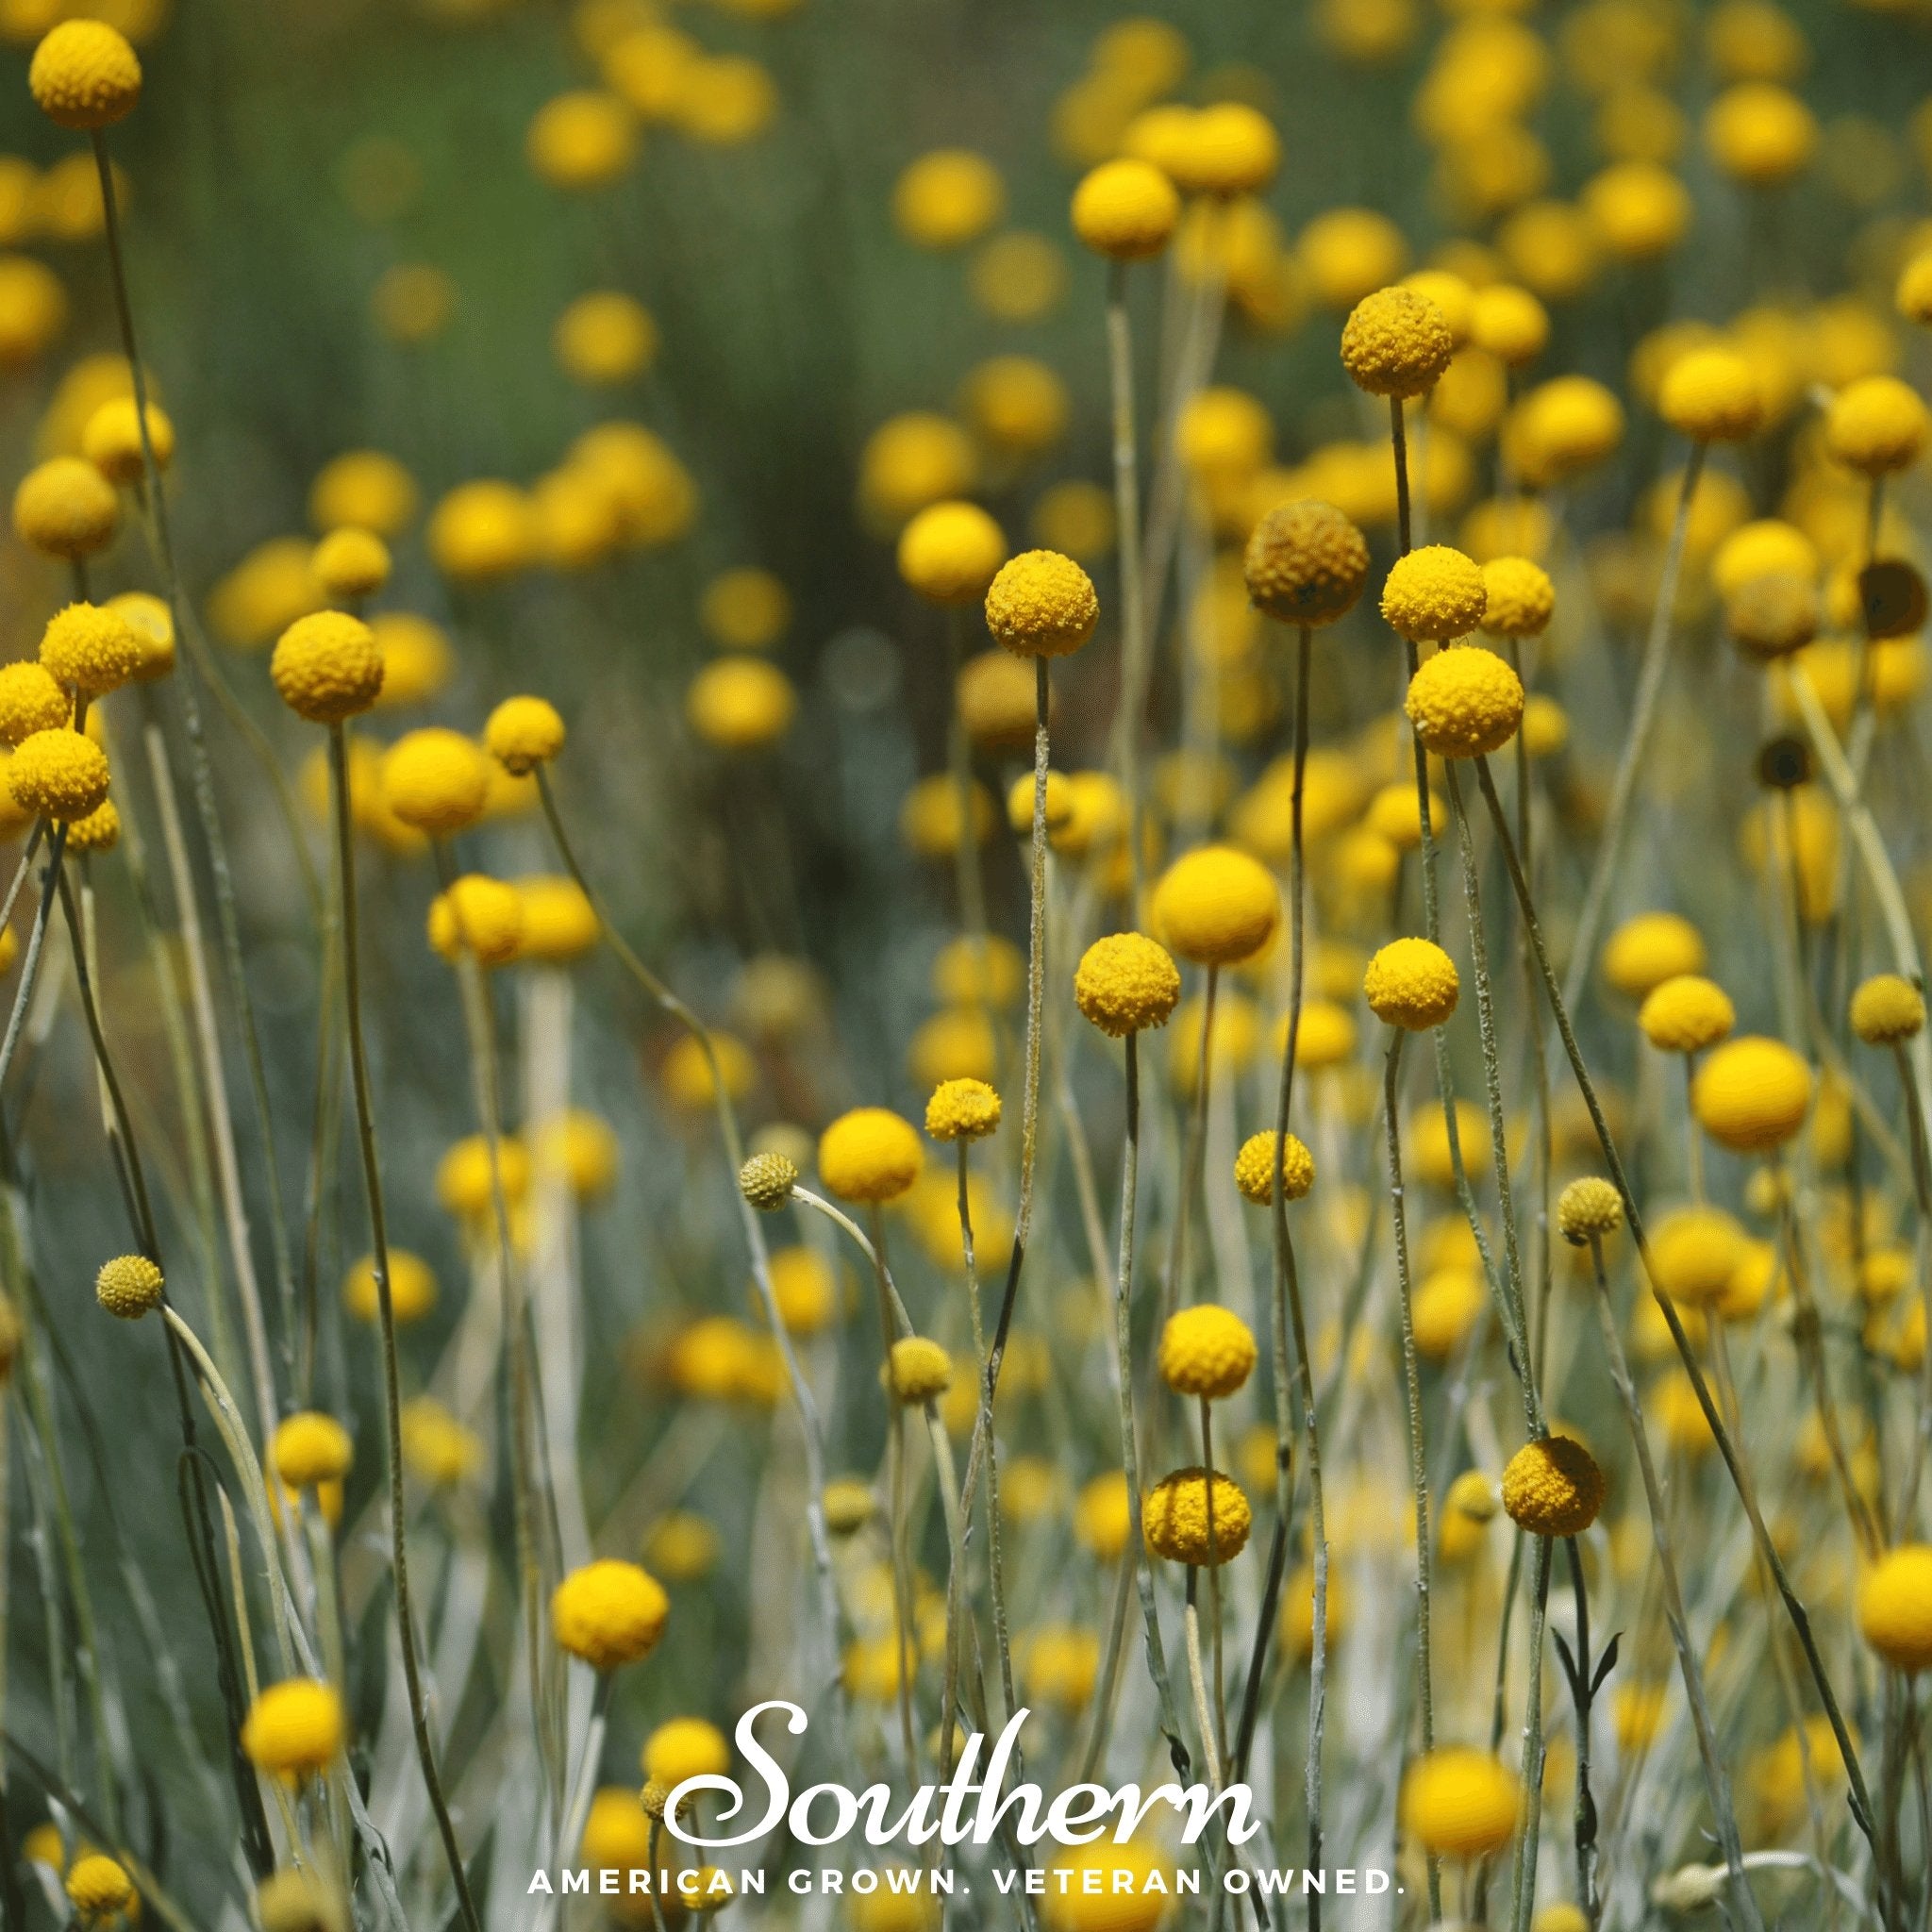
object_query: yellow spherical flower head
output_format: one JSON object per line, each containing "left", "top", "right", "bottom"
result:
{"left": 428, "top": 479, "right": 538, "bottom": 581}
{"left": 527, "top": 90, "right": 637, "bottom": 191}
{"left": 1039, "top": 1841, "right": 1172, "bottom": 1932}
{"left": 1824, "top": 376, "right": 1928, "bottom": 477}
{"left": 1070, "top": 158, "right": 1179, "bottom": 260}
{"left": 1650, "top": 1206, "right": 1747, "bottom": 1305}
{"left": 1658, "top": 347, "right": 1762, "bottom": 444}
{"left": 1242, "top": 499, "right": 1371, "bottom": 627}
{"left": 897, "top": 500, "right": 1007, "bottom": 607}
{"left": 1232, "top": 1129, "right": 1314, "bottom": 1205}
{"left": 858, "top": 412, "right": 977, "bottom": 529}
{"left": 13, "top": 456, "right": 117, "bottom": 558}
{"left": 95, "top": 1252, "right": 161, "bottom": 1318}
{"left": 241, "top": 1678, "right": 344, "bottom": 1777}
{"left": 818, "top": 1106, "right": 923, "bottom": 1204}
{"left": 1502, "top": 1434, "right": 1604, "bottom": 1538}
{"left": 516, "top": 876, "right": 598, "bottom": 963}
{"left": 29, "top": 20, "right": 141, "bottom": 129}
{"left": 1412, "top": 1269, "right": 1486, "bottom": 1361}
{"left": 310, "top": 526, "right": 391, "bottom": 603}
{"left": 1143, "top": 1466, "right": 1251, "bottom": 1566}
{"left": 893, "top": 150, "right": 1004, "bottom": 251}
{"left": 1405, "top": 642, "right": 1523, "bottom": 758}
{"left": 66, "top": 1854, "right": 134, "bottom": 1923}
{"left": 887, "top": 1336, "right": 952, "bottom": 1405}
{"left": 437, "top": 1132, "right": 531, "bottom": 1220}
{"left": 1381, "top": 543, "right": 1487, "bottom": 642}
{"left": 1692, "top": 1035, "right": 1811, "bottom": 1152}
{"left": 40, "top": 602, "right": 142, "bottom": 697}
{"left": 1706, "top": 81, "right": 1815, "bottom": 187}
{"left": 552, "top": 1558, "right": 669, "bottom": 1671}
{"left": 10, "top": 728, "right": 108, "bottom": 821}
{"left": 311, "top": 449, "right": 418, "bottom": 538}
{"left": 1158, "top": 1304, "right": 1257, "bottom": 1399}
{"left": 1469, "top": 284, "right": 1549, "bottom": 368}
{"left": 0, "top": 662, "right": 70, "bottom": 745}
{"left": 1602, "top": 911, "right": 1706, "bottom": 1000}
{"left": 1073, "top": 931, "right": 1181, "bottom": 1037}
{"left": 555, "top": 291, "right": 657, "bottom": 385}
{"left": 1150, "top": 844, "right": 1279, "bottom": 968}
{"left": 1507, "top": 376, "right": 1625, "bottom": 489}
{"left": 108, "top": 591, "right": 175, "bottom": 683}
{"left": 483, "top": 694, "right": 565, "bottom": 777}
{"left": 1365, "top": 937, "right": 1458, "bottom": 1031}
{"left": 272, "top": 1411, "right": 352, "bottom": 1491}
{"left": 1638, "top": 974, "right": 1735, "bottom": 1054}
{"left": 62, "top": 798, "right": 118, "bottom": 853}
{"left": 82, "top": 396, "right": 172, "bottom": 485}
{"left": 382, "top": 727, "right": 490, "bottom": 836}
{"left": 271, "top": 611, "right": 383, "bottom": 724}
{"left": 695, "top": 569, "right": 788, "bottom": 652}
{"left": 1340, "top": 286, "right": 1454, "bottom": 400}
{"left": 643, "top": 1716, "right": 730, "bottom": 1792}
{"left": 687, "top": 658, "right": 795, "bottom": 750}
{"left": 1582, "top": 161, "right": 1690, "bottom": 261}
{"left": 428, "top": 874, "right": 525, "bottom": 968}
{"left": 1009, "top": 768, "right": 1075, "bottom": 839}
{"left": 1478, "top": 557, "right": 1554, "bottom": 640}
{"left": 1851, "top": 973, "right": 1925, "bottom": 1046}
{"left": 924, "top": 1077, "right": 1000, "bottom": 1142}
{"left": 984, "top": 549, "right": 1098, "bottom": 658}
{"left": 1401, "top": 1748, "right": 1521, "bottom": 1858}
{"left": 342, "top": 1249, "right": 436, "bottom": 1324}
{"left": 1860, "top": 1545, "right": 1932, "bottom": 1673}
{"left": 962, "top": 355, "right": 1068, "bottom": 459}
{"left": 1168, "top": 102, "right": 1279, "bottom": 198}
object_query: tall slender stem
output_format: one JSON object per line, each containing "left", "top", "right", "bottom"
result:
{"left": 1104, "top": 259, "right": 1153, "bottom": 904}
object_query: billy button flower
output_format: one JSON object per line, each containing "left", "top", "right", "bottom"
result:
{"left": 1141, "top": 1466, "right": 1252, "bottom": 1566}
{"left": 1824, "top": 375, "right": 1929, "bottom": 478}
{"left": 40, "top": 601, "right": 143, "bottom": 698}
{"left": 1602, "top": 910, "right": 1707, "bottom": 1001}
{"left": 382, "top": 727, "right": 491, "bottom": 838}
{"left": 1070, "top": 157, "right": 1180, "bottom": 260}
{"left": 1149, "top": 844, "right": 1279, "bottom": 969}
{"left": 1477, "top": 557, "right": 1555, "bottom": 641}
{"left": 12, "top": 455, "right": 118, "bottom": 560}
{"left": 1690, "top": 1035, "right": 1812, "bottom": 1152}
{"left": 1364, "top": 937, "right": 1458, "bottom": 1031}
{"left": 272, "top": 1410, "right": 353, "bottom": 1491}
{"left": 428, "top": 874, "right": 525, "bottom": 968}
{"left": 1850, "top": 973, "right": 1925, "bottom": 1046}
{"left": 552, "top": 1558, "right": 670, "bottom": 1672}
{"left": 1158, "top": 1305, "right": 1257, "bottom": 1401}
{"left": 1658, "top": 346, "right": 1764, "bottom": 445}
{"left": 1501, "top": 1433, "right": 1605, "bottom": 1538}
{"left": 270, "top": 611, "right": 385, "bottom": 724}
{"left": 0, "top": 661, "right": 70, "bottom": 744}
{"left": 9, "top": 727, "right": 109, "bottom": 821}
{"left": 95, "top": 1252, "right": 162, "bottom": 1319}
{"left": 924, "top": 1077, "right": 1000, "bottom": 1142}
{"left": 81, "top": 395, "right": 173, "bottom": 485}
{"left": 241, "top": 1677, "right": 345, "bottom": 1778}
{"left": 886, "top": 1336, "right": 952, "bottom": 1405}
{"left": 1340, "top": 286, "right": 1454, "bottom": 400}
{"left": 65, "top": 1856, "right": 135, "bottom": 1924}
{"left": 1404, "top": 642, "right": 1524, "bottom": 759}
{"left": 1382, "top": 543, "right": 1487, "bottom": 642}
{"left": 897, "top": 500, "right": 1007, "bottom": 606}
{"left": 1241, "top": 499, "right": 1371, "bottom": 629}
{"left": 1232, "top": 1129, "right": 1314, "bottom": 1206}
{"left": 28, "top": 20, "right": 141, "bottom": 130}
{"left": 311, "top": 525, "right": 391, "bottom": 604}
{"left": 818, "top": 1107, "right": 923, "bottom": 1204}
{"left": 1400, "top": 1747, "right": 1522, "bottom": 1859}
{"left": 1638, "top": 974, "right": 1736, "bottom": 1056}
{"left": 686, "top": 658, "right": 796, "bottom": 751}
{"left": 1074, "top": 932, "right": 1181, "bottom": 1038}
{"left": 1859, "top": 1545, "right": 1932, "bottom": 1673}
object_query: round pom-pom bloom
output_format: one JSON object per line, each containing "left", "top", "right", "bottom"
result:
{"left": 642, "top": 1717, "right": 730, "bottom": 1791}
{"left": 925, "top": 1077, "right": 1001, "bottom": 1141}
{"left": 273, "top": 1412, "right": 353, "bottom": 1490}
{"left": 485, "top": 695, "right": 566, "bottom": 776}
{"left": 1233, "top": 1130, "right": 1314, "bottom": 1205}
{"left": 1638, "top": 974, "right": 1736, "bottom": 1054}
{"left": 1691, "top": 1036, "right": 1811, "bottom": 1151}
{"left": 1651, "top": 1207, "right": 1747, "bottom": 1305}
{"left": 82, "top": 396, "right": 173, "bottom": 484}
{"left": 1507, "top": 377, "right": 1625, "bottom": 489}
{"left": 1706, "top": 81, "right": 1815, "bottom": 187}
{"left": 342, "top": 1250, "right": 437, "bottom": 1324}
{"left": 1557, "top": 1177, "right": 1624, "bottom": 1246}
{"left": 428, "top": 874, "right": 525, "bottom": 967}
{"left": 0, "top": 661, "right": 70, "bottom": 745}
{"left": 1659, "top": 347, "right": 1763, "bottom": 443}
{"left": 1242, "top": 500, "right": 1371, "bottom": 628}
{"left": 892, "top": 149, "right": 1003, "bottom": 251}
{"left": 1477, "top": 558, "right": 1554, "bottom": 640}
{"left": 1150, "top": 844, "right": 1279, "bottom": 967}
{"left": 1851, "top": 974, "right": 1925, "bottom": 1046}
{"left": 1070, "top": 158, "right": 1179, "bottom": 260}
{"left": 271, "top": 612, "right": 383, "bottom": 724}
{"left": 1142, "top": 1467, "right": 1252, "bottom": 1566}
{"left": 1074, "top": 932, "right": 1181, "bottom": 1037}
{"left": 1340, "top": 287, "right": 1454, "bottom": 400}
{"left": 95, "top": 1252, "right": 162, "bottom": 1318}
{"left": 1382, "top": 545, "right": 1487, "bottom": 642}
{"left": 241, "top": 1678, "right": 344, "bottom": 1775}
{"left": 887, "top": 1337, "right": 953, "bottom": 1404}
{"left": 10, "top": 727, "right": 108, "bottom": 821}
{"left": 738, "top": 1151, "right": 798, "bottom": 1211}
{"left": 552, "top": 1559, "right": 670, "bottom": 1671}
{"left": 311, "top": 527, "right": 390, "bottom": 602}
{"left": 66, "top": 1855, "right": 134, "bottom": 1922}
{"left": 1502, "top": 1434, "right": 1605, "bottom": 1537}
{"left": 40, "top": 603, "right": 142, "bottom": 697}
{"left": 1405, "top": 644, "right": 1524, "bottom": 758}
{"left": 1470, "top": 284, "right": 1548, "bottom": 367}
{"left": 1401, "top": 1748, "right": 1521, "bottom": 1858}
{"left": 1824, "top": 377, "right": 1929, "bottom": 477}
{"left": 687, "top": 658, "right": 795, "bottom": 749}
{"left": 64, "top": 798, "right": 119, "bottom": 854}
{"left": 818, "top": 1107, "right": 923, "bottom": 1203}
{"left": 1365, "top": 937, "right": 1458, "bottom": 1031}
{"left": 1859, "top": 1545, "right": 1932, "bottom": 1673}
{"left": 1158, "top": 1306, "right": 1257, "bottom": 1400}
{"left": 1168, "top": 102, "right": 1279, "bottom": 197}
{"left": 382, "top": 728, "right": 490, "bottom": 835}
{"left": 897, "top": 501, "right": 1006, "bottom": 606}
{"left": 29, "top": 21, "right": 141, "bottom": 129}
{"left": 13, "top": 456, "right": 117, "bottom": 558}
{"left": 1602, "top": 912, "right": 1706, "bottom": 1000}
{"left": 984, "top": 550, "right": 1098, "bottom": 658}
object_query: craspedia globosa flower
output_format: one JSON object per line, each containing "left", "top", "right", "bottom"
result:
{"left": 1825, "top": 376, "right": 1929, "bottom": 477}
{"left": 983, "top": 550, "right": 1098, "bottom": 658}
{"left": 924, "top": 1077, "right": 1001, "bottom": 1141}
{"left": 1404, "top": 644, "right": 1524, "bottom": 758}
{"left": 29, "top": 21, "right": 141, "bottom": 130}
{"left": 1070, "top": 158, "right": 1179, "bottom": 260}
{"left": 66, "top": 1855, "right": 133, "bottom": 1922}
{"left": 1658, "top": 347, "right": 1763, "bottom": 443}
{"left": 95, "top": 1253, "right": 162, "bottom": 1318}
{"left": 1242, "top": 500, "right": 1371, "bottom": 628}
{"left": 427, "top": 875, "right": 525, "bottom": 967}
{"left": 242, "top": 1679, "right": 344, "bottom": 1775}
{"left": 1365, "top": 938, "right": 1458, "bottom": 1031}
{"left": 1143, "top": 1467, "right": 1251, "bottom": 1566}
{"left": 1158, "top": 1306, "right": 1257, "bottom": 1400}
{"left": 1502, "top": 1435, "right": 1605, "bottom": 1537}
{"left": 1339, "top": 286, "right": 1454, "bottom": 399}
{"left": 897, "top": 500, "right": 1007, "bottom": 606}
{"left": 739, "top": 1151, "right": 798, "bottom": 1210}
{"left": 1381, "top": 544, "right": 1487, "bottom": 642}
{"left": 40, "top": 602, "right": 143, "bottom": 697}
{"left": 1401, "top": 1748, "right": 1521, "bottom": 1858}
{"left": 1638, "top": 975, "right": 1736, "bottom": 1055}
{"left": 887, "top": 1336, "right": 952, "bottom": 1404}
{"left": 271, "top": 612, "right": 384, "bottom": 724}
{"left": 1477, "top": 558, "right": 1555, "bottom": 640}
{"left": 382, "top": 727, "right": 491, "bottom": 835}
{"left": 1557, "top": 1177, "right": 1623, "bottom": 1246}
{"left": 1851, "top": 974, "right": 1925, "bottom": 1046}
{"left": 0, "top": 661, "right": 71, "bottom": 745}
{"left": 818, "top": 1107, "right": 923, "bottom": 1203}
{"left": 1859, "top": 1545, "right": 1932, "bottom": 1673}
{"left": 13, "top": 456, "right": 117, "bottom": 558}
{"left": 1150, "top": 844, "right": 1279, "bottom": 967}
{"left": 9, "top": 727, "right": 109, "bottom": 821}
{"left": 1233, "top": 1130, "right": 1314, "bottom": 1205}
{"left": 1073, "top": 932, "right": 1181, "bottom": 1037}
{"left": 1690, "top": 1035, "right": 1811, "bottom": 1151}
{"left": 484, "top": 694, "right": 566, "bottom": 775}
{"left": 552, "top": 1559, "right": 670, "bottom": 1671}
{"left": 272, "top": 1412, "right": 353, "bottom": 1490}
